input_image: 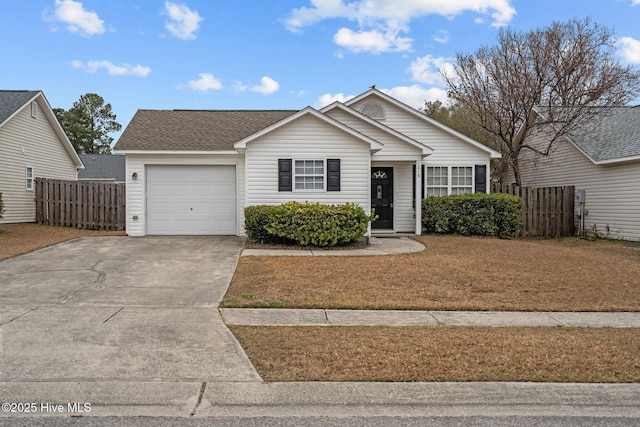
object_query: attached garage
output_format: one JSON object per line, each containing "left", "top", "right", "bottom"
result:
{"left": 146, "top": 165, "right": 236, "bottom": 235}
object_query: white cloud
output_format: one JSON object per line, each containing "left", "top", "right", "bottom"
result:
{"left": 164, "top": 1, "right": 203, "bottom": 40}
{"left": 315, "top": 92, "right": 356, "bottom": 108}
{"left": 71, "top": 60, "right": 151, "bottom": 76}
{"left": 333, "top": 26, "right": 413, "bottom": 53}
{"left": 617, "top": 36, "right": 640, "bottom": 64}
{"left": 186, "top": 73, "right": 223, "bottom": 92}
{"left": 381, "top": 85, "right": 449, "bottom": 109}
{"left": 408, "top": 55, "right": 454, "bottom": 85}
{"left": 233, "top": 76, "right": 280, "bottom": 95}
{"left": 315, "top": 85, "right": 448, "bottom": 110}
{"left": 250, "top": 76, "right": 280, "bottom": 95}
{"left": 633, "top": 0, "right": 640, "bottom": 6}
{"left": 285, "top": 0, "right": 516, "bottom": 34}
{"left": 433, "top": 29, "right": 449, "bottom": 44}
{"left": 48, "top": 0, "right": 105, "bottom": 37}
{"left": 285, "top": 1, "right": 515, "bottom": 54}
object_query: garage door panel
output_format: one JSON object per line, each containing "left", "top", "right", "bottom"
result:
{"left": 146, "top": 166, "right": 236, "bottom": 235}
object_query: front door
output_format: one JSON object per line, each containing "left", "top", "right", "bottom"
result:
{"left": 371, "top": 167, "right": 393, "bottom": 229}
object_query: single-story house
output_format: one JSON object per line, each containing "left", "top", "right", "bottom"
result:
{"left": 0, "top": 90, "right": 83, "bottom": 224}
{"left": 516, "top": 106, "right": 640, "bottom": 241}
{"left": 78, "top": 154, "right": 126, "bottom": 183}
{"left": 113, "top": 88, "right": 500, "bottom": 236}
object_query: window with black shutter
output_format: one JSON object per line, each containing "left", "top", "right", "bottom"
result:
{"left": 278, "top": 159, "right": 292, "bottom": 191}
{"left": 475, "top": 165, "right": 487, "bottom": 193}
{"left": 327, "top": 159, "right": 340, "bottom": 191}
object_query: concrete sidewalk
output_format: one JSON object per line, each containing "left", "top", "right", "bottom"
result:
{"left": 241, "top": 236, "right": 425, "bottom": 256}
{"left": 221, "top": 308, "right": 640, "bottom": 327}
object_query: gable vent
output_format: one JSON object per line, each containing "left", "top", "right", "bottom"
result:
{"left": 361, "top": 102, "right": 385, "bottom": 120}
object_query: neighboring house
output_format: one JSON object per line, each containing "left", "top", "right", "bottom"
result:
{"left": 0, "top": 90, "right": 83, "bottom": 224}
{"left": 79, "top": 154, "right": 126, "bottom": 183}
{"left": 516, "top": 106, "right": 640, "bottom": 241}
{"left": 113, "top": 88, "right": 500, "bottom": 236}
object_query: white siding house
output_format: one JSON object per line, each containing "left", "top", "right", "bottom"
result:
{"left": 516, "top": 106, "right": 640, "bottom": 241}
{"left": 0, "top": 91, "right": 83, "bottom": 224}
{"left": 114, "top": 88, "right": 500, "bottom": 237}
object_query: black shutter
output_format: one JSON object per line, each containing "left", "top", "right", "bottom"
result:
{"left": 327, "top": 159, "right": 341, "bottom": 191}
{"left": 278, "top": 159, "right": 292, "bottom": 191}
{"left": 412, "top": 164, "right": 425, "bottom": 200}
{"left": 475, "top": 165, "right": 487, "bottom": 193}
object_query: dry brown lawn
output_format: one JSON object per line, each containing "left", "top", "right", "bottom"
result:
{"left": 0, "top": 223, "right": 125, "bottom": 261}
{"left": 223, "top": 235, "right": 640, "bottom": 311}
{"left": 230, "top": 325, "right": 640, "bottom": 383}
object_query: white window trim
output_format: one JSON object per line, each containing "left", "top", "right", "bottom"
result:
{"left": 26, "top": 166, "right": 34, "bottom": 191}
{"left": 293, "top": 159, "right": 326, "bottom": 192}
{"left": 450, "top": 166, "right": 474, "bottom": 195}
{"left": 425, "top": 165, "right": 475, "bottom": 196}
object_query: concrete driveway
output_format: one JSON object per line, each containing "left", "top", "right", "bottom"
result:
{"left": 0, "top": 236, "right": 260, "bottom": 383}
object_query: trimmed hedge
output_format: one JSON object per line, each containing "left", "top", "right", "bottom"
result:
{"left": 245, "top": 202, "right": 375, "bottom": 247}
{"left": 0, "top": 192, "right": 3, "bottom": 219}
{"left": 422, "top": 193, "right": 523, "bottom": 238}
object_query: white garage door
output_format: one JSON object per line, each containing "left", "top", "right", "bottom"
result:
{"left": 146, "top": 165, "right": 236, "bottom": 235}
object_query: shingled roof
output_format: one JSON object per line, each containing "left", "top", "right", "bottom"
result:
{"left": 0, "top": 90, "right": 40, "bottom": 126}
{"left": 114, "top": 109, "right": 298, "bottom": 151}
{"left": 78, "top": 154, "right": 126, "bottom": 181}
{"left": 567, "top": 106, "right": 640, "bottom": 163}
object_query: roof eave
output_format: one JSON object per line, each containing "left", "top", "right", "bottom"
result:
{"left": 321, "top": 101, "right": 435, "bottom": 155}
{"left": 113, "top": 149, "right": 241, "bottom": 155}
{"left": 346, "top": 89, "right": 501, "bottom": 158}
{"left": 233, "top": 106, "right": 384, "bottom": 151}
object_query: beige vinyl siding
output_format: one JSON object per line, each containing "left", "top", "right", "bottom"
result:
{"left": 0, "top": 99, "right": 77, "bottom": 223}
{"left": 325, "top": 109, "right": 421, "bottom": 160}
{"left": 351, "top": 97, "right": 490, "bottom": 164}
{"left": 123, "top": 154, "right": 244, "bottom": 236}
{"left": 518, "top": 131, "right": 640, "bottom": 241}
{"left": 245, "top": 114, "right": 371, "bottom": 218}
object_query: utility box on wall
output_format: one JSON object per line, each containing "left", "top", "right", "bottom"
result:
{"left": 575, "top": 189, "right": 586, "bottom": 204}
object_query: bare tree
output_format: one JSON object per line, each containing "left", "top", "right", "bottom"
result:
{"left": 443, "top": 18, "right": 640, "bottom": 185}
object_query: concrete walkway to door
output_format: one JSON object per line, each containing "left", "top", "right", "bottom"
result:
{"left": 0, "top": 236, "right": 260, "bottom": 414}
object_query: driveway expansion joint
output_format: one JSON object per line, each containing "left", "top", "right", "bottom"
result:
{"left": 190, "top": 381, "right": 207, "bottom": 417}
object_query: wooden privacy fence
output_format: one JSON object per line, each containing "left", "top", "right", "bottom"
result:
{"left": 35, "top": 178, "right": 126, "bottom": 231}
{"left": 492, "top": 184, "right": 575, "bottom": 237}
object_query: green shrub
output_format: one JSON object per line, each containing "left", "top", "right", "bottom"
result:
{"left": 0, "top": 192, "right": 3, "bottom": 219}
{"left": 244, "top": 202, "right": 375, "bottom": 247}
{"left": 244, "top": 205, "right": 283, "bottom": 244}
{"left": 422, "top": 193, "right": 523, "bottom": 238}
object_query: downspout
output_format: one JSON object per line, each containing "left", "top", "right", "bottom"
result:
{"left": 415, "top": 159, "right": 422, "bottom": 235}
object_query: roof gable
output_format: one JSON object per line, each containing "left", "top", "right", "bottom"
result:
{"left": 0, "top": 90, "right": 41, "bottom": 127}
{"left": 345, "top": 89, "right": 501, "bottom": 159}
{"left": 234, "top": 107, "right": 384, "bottom": 151}
{"left": 563, "top": 106, "right": 640, "bottom": 164}
{"left": 320, "top": 102, "right": 433, "bottom": 156}
{"left": 0, "top": 90, "right": 83, "bottom": 168}
{"left": 114, "top": 109, "right": 297, "bottom": 152}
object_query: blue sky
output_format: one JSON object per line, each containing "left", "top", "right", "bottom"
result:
{"left": 2, "top": 1, "right": 640, "bottom": 142}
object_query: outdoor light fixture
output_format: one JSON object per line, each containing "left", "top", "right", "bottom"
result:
{"left": 132, "top": 172, "right": 138, "bottom": 180}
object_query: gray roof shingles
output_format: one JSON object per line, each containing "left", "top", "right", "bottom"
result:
{"left": 78, "top": 154, "right": 126, "bottom": 181}
{"left": 114, "top": 109, "right": 298, "bottom": 151}
{"left": 0, "top": 90, "right": 40, "bottom": 125}
{"left": 567, "top": 106, "right": 640, "bottom": 162}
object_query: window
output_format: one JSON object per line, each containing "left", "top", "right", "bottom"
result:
{"left": 426, "top": 167, "right": 448, "bottom": 196}
{"left": 426, "top": 166, "right": 474, "bottom": 196}
{"left": 451, "top": 167, "right": 473, "bottom": 195}
{"left": 294, "top": 160, "right": 324, "bottom": 190}
{"left": 31, "top": 102, "right": 37, "bottom": 118}
{"left": 26, "top": 166, "right": 34, "bottom": 191}
{"left": 361, "top": 102, "right": 385, "bottom": 120}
